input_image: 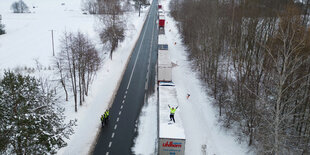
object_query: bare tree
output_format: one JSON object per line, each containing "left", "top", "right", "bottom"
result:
{"left": 54, "top": 57, "right": 69, "bottom": 101}
{"left": 98, "top": 0, "right": 125, "bottom": 59}
{"left": 170, "top": 0, "right": 310, "bottom": 154}
{"left": 56, "top": 31, "right": 101, "bottom": 112}
{"left": 11, "top": 0, "right": 29, "bottom": 13}
{"left": 59, "top": 32, "right": 78, "bottom": 112}
{"left": 82, "top": 0, "right": 99, "bottom": 14}
{"left": 259, "top": 6, "right": 310, "bottom": 154}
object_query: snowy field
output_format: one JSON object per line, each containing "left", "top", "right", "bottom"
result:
{"left": 0, "top": 0, "right": 151, "bottom": 154}
{"left": 0, "top": 0, "right": 99, "bottom": 69}
{"left": 1, "top": 0, "right": 252, "bottom": 154}
{"left": 132, "top": 0, "right": 252, "bottom": 154}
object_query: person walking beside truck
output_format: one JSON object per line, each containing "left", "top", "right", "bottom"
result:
{"left": 168, "top": 104, "right": 178, "bottom": 123}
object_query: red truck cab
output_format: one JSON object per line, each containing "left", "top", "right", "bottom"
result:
{"left": 159, "top": 15, "right": 165, "bottom": 28}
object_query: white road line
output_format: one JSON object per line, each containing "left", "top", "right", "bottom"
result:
{"left": 117, "top": 117, "right": 119, "bottom": 122}
{"left": 145, "top": 80, "right": 148, "bottom": 90}
{"left": 124, "top": 95, "right": 127, "bottom": 99}
{"left": 106, "top": 152, "right": 109, "bottom": 155}
{"left": 145, "top": 13, "right": 156, "bottom": 91}
{"left": 119, "top": 111, "right": 122, "bottom": 115}
{"left": 126, "top": 11, "right": 152, "bottom": 90}
{"left": 109, "top": 142, "right": 112, "bottom": 148}
{"left": 112, "top": 132, "right": 115, "bottom": 138}
{"left": 122, "top": 100, "right": 125, "bottom": 104}
{"left": 114, "top": 124, "right": 118, "bottom": 130}
{"left": 144, "top": 94, "right": 148, "bottom": 104}
{"left": 121, "top": 105, "right": 123, "bottom": 109}
{"left": 125, "top": 90, "right": 128, "bottom": 94}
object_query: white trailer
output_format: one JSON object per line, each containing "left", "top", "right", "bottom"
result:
{"left": 158, "top": 50, "right": 172, "bottom": 82}
{"left": 158, "top": 34, "right": 168, "bottom": 50}
{"left": 158, "top": 82, "right": 186, "bottom": 155}
{"left": 158, "top": 9, "right": 164, "bottom": 18}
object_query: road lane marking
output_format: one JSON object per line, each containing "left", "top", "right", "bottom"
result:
{"left": 125, "top": 90, "right": 128, "bottom": 94}
{"left": 121, "top": 105, "right": 123, "bottom": 109}
{"left": 126, "top": 10, "right": 152, "bottom": 90}
{"left": 145, "top": 12, "right": 156, "bottom": 91}
{"left": 117, "top": 117, "right": 119, "bottom": 122}
{"left": 114, "top": 124, "right": 118, "bottom": 129}
{"left": 119, "top": 111, "right": 122, "bottom": 115}
{"left": 109, "top": 142, "right": 112, "bottom": 148}
{"left": 122, "top": 100, "right": 125, "bottom": 104}
{"left": 124, "top": 95, "right": 126, "bottom": 99}
{"left": 145, "top": 80, "right": 148, "bottom": 90}
{"left": 112, "top": 132, "right": 115, "bottom": 138}
{"left": 106, "top": 152, "right": 109, "bottom": 155}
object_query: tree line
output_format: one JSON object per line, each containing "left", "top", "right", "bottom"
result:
{"left": 55, "top": 31, "right": 102, "bottom": 112}
{"left": 54, "top": 0, "right": 130, "bottom": 112}
{"left": 170, "top": 0, "right": 310, "bottom": 154}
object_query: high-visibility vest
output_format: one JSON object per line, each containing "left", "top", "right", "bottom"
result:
{"left": 170, "top": 108, "right": 176, "bottom": 114}
{"left": 104, "top": 111, "right": 109, "bottom": 118}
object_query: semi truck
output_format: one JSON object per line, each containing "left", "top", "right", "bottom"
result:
{"left": 158, "top": 82, "right": 186, "bottom": 155}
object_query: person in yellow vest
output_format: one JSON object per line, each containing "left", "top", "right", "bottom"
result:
{"left": 100, "top": 109, "right": 110, "bottom": 127}
{"left": 104, "top": 109, "right": 110, "bottom": 124}
{"left": 168, "top": 104, "right": 178, "bottom": 123}
{"left": 100, "top": 114, "right": 104, "bottom": 127}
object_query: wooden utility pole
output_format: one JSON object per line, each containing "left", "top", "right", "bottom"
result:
{"left": 139, "top": 1, "right": 141, "bottom": 17}
{"left": 50, "top": 30, "right": 55, "bottom": 56}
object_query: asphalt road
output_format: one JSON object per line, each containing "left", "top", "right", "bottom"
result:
{"left": 92, "top": 0, "right": 158, "bottom": 154}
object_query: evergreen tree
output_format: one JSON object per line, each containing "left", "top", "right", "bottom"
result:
{"left": 0, "top": 71, "right": 75, "bottom": 154}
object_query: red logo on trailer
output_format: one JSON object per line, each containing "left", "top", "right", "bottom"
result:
{"left": 162, "top": 141, "right": 182, "bottom": 148}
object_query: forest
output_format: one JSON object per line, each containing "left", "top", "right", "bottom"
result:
{"left": 170, "top": 0, "right": 310, "bottom": 154}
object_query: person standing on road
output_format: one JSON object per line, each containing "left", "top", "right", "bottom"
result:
{"left": 168, "top": 105, "right": 178, "bottom": 123}
{"left": 104, "top": 109, "right": 110, "bottom": 124}
{"left": 100, "top": 114, "right": 104, "bottom": 127}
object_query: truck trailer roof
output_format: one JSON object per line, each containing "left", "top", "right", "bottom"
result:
{"left": 159, "top": 82, "right": 186, "bottom": 139}
{"left": 158, "top": 50, "right": 171, "bottom": 67}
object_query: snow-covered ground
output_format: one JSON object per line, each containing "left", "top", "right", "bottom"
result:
{"left": 132, "top": 0, "right": 252, "bottom": 154}
{"left": 0, "top": 0, "right": 151, "bottom": 154}
{"left": 0, "top": 0, "right": 99, "bottom": 69}
{"left": 57, "top": 7, "right": 150, "bottom": 155}
{"left": 1, "top": 0, "right": 252, "bottom": 154}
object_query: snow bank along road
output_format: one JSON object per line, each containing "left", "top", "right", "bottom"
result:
{"left": 91, "top": 0, "right": 158, "bottom": 154}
